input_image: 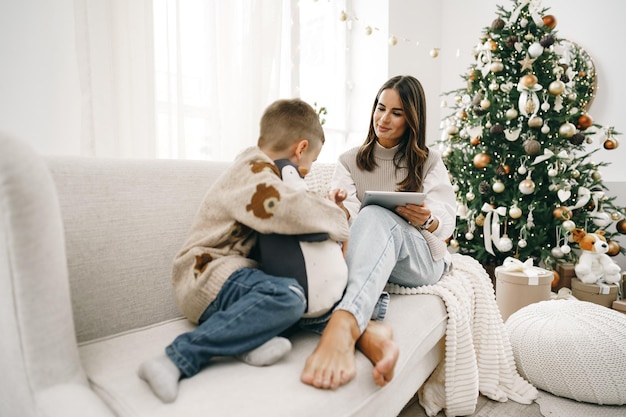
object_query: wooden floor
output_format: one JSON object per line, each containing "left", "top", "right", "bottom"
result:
{"left": 398, "top": 393, "right": 543, "bottom": 417}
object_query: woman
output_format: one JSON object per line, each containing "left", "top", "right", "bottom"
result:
{"left": 301, "top": 75, "right": 456, "bottom": 390}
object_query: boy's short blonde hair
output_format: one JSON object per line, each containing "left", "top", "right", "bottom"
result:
{"left": 258, "top": 99, "right": 325, "bottom": 151}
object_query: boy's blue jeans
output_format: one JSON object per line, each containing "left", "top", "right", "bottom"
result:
{"left": 166, "top": 268, "right": 306, "bottom": 378}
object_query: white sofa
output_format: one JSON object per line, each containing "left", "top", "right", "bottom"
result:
{"left": 1, "top": 133, "right": 449, "bottom": 417}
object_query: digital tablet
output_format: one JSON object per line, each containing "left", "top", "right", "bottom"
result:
{"left": 361, "top": 191, "right": 426, "bottom": 211}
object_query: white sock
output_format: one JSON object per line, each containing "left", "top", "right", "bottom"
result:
{"left": 138, "top": 354, "right": 181, "bottom": 403}
{"left": 237, "top": 337, "right": 292, "bottom": 367}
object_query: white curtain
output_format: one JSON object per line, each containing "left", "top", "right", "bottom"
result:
{"left": 152, "top": 0, "right": 293, "bottom": 160}
{"left": 74, "top": 0, "right": 156, "bottom": 158}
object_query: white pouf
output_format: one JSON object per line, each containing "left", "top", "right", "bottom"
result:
{"left": 506, "top": 299, "right": 626, "bottom": 405}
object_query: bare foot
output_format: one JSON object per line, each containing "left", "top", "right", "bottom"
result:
{"left": 301, "top": 310, "right": 360, "bottom": 389}
{"left": 356, "top": 321, "right": 399, "bottom": 387}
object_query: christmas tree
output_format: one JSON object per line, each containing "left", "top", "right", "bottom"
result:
{"left": 439, "top": 0, "right": 624, "bottom": 272}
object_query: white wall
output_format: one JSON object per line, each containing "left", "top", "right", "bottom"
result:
{"left": 0, "top": 0, "right": 81, "bottom": 155}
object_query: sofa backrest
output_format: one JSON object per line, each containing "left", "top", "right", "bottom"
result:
{"left": 45, "top": 157, "right": 336, "bottom": 344}
{"left": 47, "top": 157, "right": 231, "bottom": 343}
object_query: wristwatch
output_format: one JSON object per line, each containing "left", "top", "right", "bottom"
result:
{"left": 420, "top": 214, "right": 435, "bottom": 230}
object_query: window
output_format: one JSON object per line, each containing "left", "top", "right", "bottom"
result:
{"left": 153, "top": 0, "right": 348, "bottom": 162}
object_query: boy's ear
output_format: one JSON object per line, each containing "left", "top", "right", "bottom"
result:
{"left": 294, "top": 139, "right": 309, "bottom": 158}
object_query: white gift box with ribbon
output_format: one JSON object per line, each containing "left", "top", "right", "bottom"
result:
{"left": 495, "top": 257, "right": 553, "bottom": 321}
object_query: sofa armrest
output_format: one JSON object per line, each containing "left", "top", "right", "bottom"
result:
{"left": 0, "top": 133, "right": 111, "bottom": 417}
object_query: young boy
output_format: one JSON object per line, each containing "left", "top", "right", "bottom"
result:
{"left": 138, "top": 98, "right": 350, "bottom": 403}
{"left": 253, "top": 157, "right": 348, "bottom": 318}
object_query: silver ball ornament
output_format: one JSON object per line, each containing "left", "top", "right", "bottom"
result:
{"left": 519, "top": 179, "right": 536, "bottom": 195}
{"left": 562, "top": 220, "right": 576, "bottom": 231}
{"left": 551, "top": 246, "right": 564, "bottom": 258}
{"left": 498, "top": 236, "right": 513, "bottom": 252}
{"left": 492, "top": 181, "right": 505, "bottom": 193}
{"left": 509, "top": 206, "right": 523, "bottom": 219}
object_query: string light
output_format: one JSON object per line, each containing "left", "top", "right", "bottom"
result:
{"left": 336, "top": 8, "right": 446, "bottom": 59}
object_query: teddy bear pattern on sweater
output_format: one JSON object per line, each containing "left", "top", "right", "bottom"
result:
{"left": 571, "top": 228, "right": 621, "bottom": 285}
{"left": 252, "top": 159, "right": 348, "bottom": 318}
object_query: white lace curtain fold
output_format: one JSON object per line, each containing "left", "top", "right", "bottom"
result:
{"left": 74, "top": 0, "right": 292, "bottom": 160}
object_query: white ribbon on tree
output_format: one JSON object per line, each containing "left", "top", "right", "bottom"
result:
{"left": 502, "top": 256, "right": 540, "bottom": 285}
{"left": 482, "top": 203, "right": 507, "bottom": 255}
{"left": 508, "top": 0, "right": 544, "bottom": 27}
{"left": 566, "top": 186, "right": 601, "bottom": 211}
{"left": 531, "top": 149, "right": 569, "bottom": 166}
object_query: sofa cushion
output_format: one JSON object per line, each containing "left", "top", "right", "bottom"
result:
{"left": 79, "top": 293, "right": 446, "bottom": 417}
{"left": 47, "top": 157, "right": 231, "bottom": 343}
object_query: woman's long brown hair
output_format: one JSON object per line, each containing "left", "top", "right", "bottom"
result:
{"left": 356, "top": 75, "right": 429, "bottom": 191}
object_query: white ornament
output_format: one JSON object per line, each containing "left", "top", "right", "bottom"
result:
{"left": 562, "top": 220, "right": 576, "bottom": 231}
{"left": 528, "top": 42, "right": 544, "bottom": 57}
{"left": 497, "top": 236, "right": 514, "bottom": 252}
{"left": 492, "top": 181, "right": 505, "bottom": 193}
{"left": 518, "top": 239, "right": 528, "bottom": 248}
{"left": 560, "top": 244, "right": 571, "bottom": 255}
{"left": 551, "top": 246, "right": 564, "bottom": 258}
{"left": 592, "top": 211, "right": 612, "bottom": 227}
{"left": 465, "top": 232, "right": 474, "bottom": 240}
{"left": 466, "top": 191, "right": 475, "bottom": 201}
{"left": 509, "top": 206, "right": 523, "bottom": 219}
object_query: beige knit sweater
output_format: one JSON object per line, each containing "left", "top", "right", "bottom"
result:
{"left": 172, "top": 146, "right": 350, "bottom": 323}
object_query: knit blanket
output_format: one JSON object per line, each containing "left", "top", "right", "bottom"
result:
{"left": 385, "top": 253, "right": 538, "bottom": 417}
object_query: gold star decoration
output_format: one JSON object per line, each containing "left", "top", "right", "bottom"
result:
{"left": 518, "top": 54, "right": 537, "bottom": 71}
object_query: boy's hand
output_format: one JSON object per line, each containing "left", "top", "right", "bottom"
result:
{"left": 340, "top": 240, "right": 349, "bottom": 259}
{"left": 327, "top": 188, "right": 347, "bottom": 204}
{"left": 327, "top": 188, "right": 350, "bottom": 220}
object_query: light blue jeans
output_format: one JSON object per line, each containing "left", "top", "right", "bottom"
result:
{"left": 166, "top": 268, "right": 306, "bottom": 378}
{"left": 301, "top": 205, "right": 446, "bottom": 334}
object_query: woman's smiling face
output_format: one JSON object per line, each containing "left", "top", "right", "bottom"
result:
{"left": 373, "top": 88, "right": 407, "bottom": 148}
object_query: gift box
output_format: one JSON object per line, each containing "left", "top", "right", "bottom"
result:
{"left": 571, "top": 278, "right": 619, "bottom": 308}
{"left": 613, "top": 299, "right": 626, "bottom": 314}
{"left": 495, "top": 259, "right": 553, "bottom": 322}
{"left": 554, "top": 262, "right": 575, "bottom": 291}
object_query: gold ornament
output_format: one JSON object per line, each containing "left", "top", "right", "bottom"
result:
{"left": 506, "top": 108, "right": 518, "bottom": 119}
{"left": 558, "top": 122, "right": 576, "bottom": 138}
{"left": 611, "top": 211, "right": 622, "bottom": 221}
{"left": 553, "top": 206, "right": 571, "bottom": 220}
{"left": 473, "top": 152, "right": 491, "bottom": 169}
{"left": 604, "top": 137, "right": 619, "bottom": 150}
{"left": 548, "top": 80, "right": 565, "bottom": 95}
{"left": 528, "top": 115, "right": 543, "bottom": 128}
{"left": 490, "top": 61, "right": 504, "bottom": 73}
{"left": 542, "top": 15, "right": 557, "bottom": 30}
{"left": 607, "top": 240, "right": 621, "bottom": 256}
{"left": 520, "top": 74, "right": 538, "bottom": 87}
{"left": 429, "top": 48, "right": 439, "bottom": 58}
{"left": 470, "top": 136, "right": 480, "bottom": 146}
{"left": 524, "top": 139, "right": 541, "bottom": 155}
{"left": 616, "top": 219, "right": 626, "bottom": 234}
{"left": 475, "top": 213, "right": 486, "bottom": 227}
{"left": 577, "top": 114, "right": 593, "bottom": 130}
{"left": 339, "top": 10, "right": 348, "bottom": 21}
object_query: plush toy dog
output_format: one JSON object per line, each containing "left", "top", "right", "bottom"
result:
{"left": 571, "top": 228, "right": 621, "bottom": 284}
